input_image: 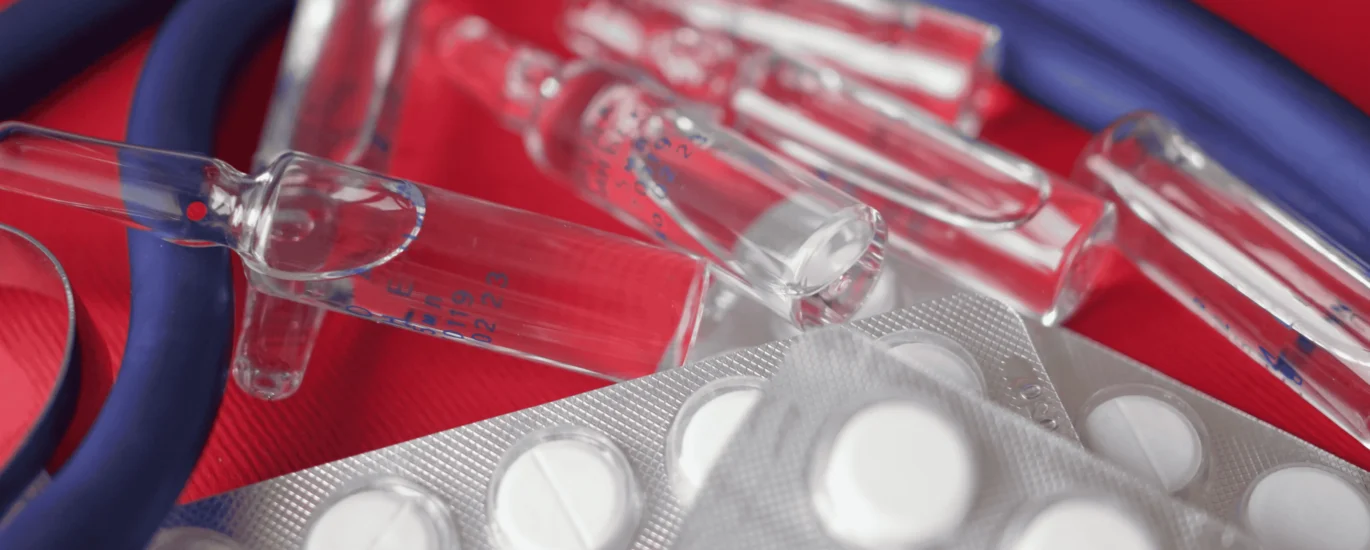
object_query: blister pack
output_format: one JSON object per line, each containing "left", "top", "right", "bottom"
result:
{"left": 1029, "top": 326, "right": 1370, "bottom": 550}
{"left": 675, "top": 327, "right": 1259, "bottom": 550}
{"left": 153, "top": 293, "right": 1069, "bottom": 550}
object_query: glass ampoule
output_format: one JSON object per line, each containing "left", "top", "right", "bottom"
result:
{"left": 556, "top": 2, "right": 1113, "bottom": 325}
{"left": 0, "top": 122, "right": 719, "bottom": 380}
{"left": 438, "top": 16, "right": 886, "bottom": 328}
{"left": 1076, "top": 111, "right": 1370, "bottom": 446}
{"left": 641, "top": 0, "right": 1002, "bottom": 134}
{"left": 232, "top": 0, "right": 418, "bottom": 400}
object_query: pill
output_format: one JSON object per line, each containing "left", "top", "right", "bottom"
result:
{"left": 1006, "top": 496, "right": 1158, "bottom": 550}
{"left": 670, "top": 379, "right": 765, "bottom": 505}
{"left": 304, "top": 489, "right": 443, "bottom": 550}
{"left": 1243, "top": 465, "right": 1370, "bottom": 550}
{"left": 146, "top": 527, "right": 244, "bottom": 550}
{"left": 491, "top": 433, "right": 639, "bottom": 550}
{"left": 1082, "top": 393, "right": 1203, "bottom": 493}
{"left": 885, "top": 342, "right": 984, "bottom": 395}
{"left": 812, "top": 399, "right": 977, "bottom": 548}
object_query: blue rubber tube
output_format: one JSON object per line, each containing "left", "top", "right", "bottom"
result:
{"left": 1020, "top": 0, "right": 1370, "bottom": 205}
{"left": 925, "top": 0, "right": 1370, "bottom": 265}
{"left": 0, "top": 0, "right": 292, "bottom": 548}
{"left": 1007, "top": 22, "right": 1370, "bottom": 270}
{"left": 0, "top": 0, "right": 179, "bottom": 119}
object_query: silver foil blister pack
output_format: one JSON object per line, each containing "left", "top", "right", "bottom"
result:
{"left": 155, "top": 293, "right": 1069, "bottom": 550}
{"left": 1029, "top": 326, "right": 1370, "bottom": 550}
{"left": 674, "top": 327, "right": 1258, "bottom": 550}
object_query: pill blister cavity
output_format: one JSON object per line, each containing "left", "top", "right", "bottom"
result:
{"left": 878, "top": 330, "right": 985, "bottom": 395}
{"left": 490, "top": 427, "right": 641, "bottom": 550}
{"left": 811, "top": 398, "right": 977, "bottom": 548}
{"left": 303, "top": 476, "right": 457, "bottom": 550}
{"left": 1003, "top": 495, "right": 1158, "bottom": 550}
{"left": 668, "top": 376, "right": 766, "bottom": 506}
{"left": 1081, "top": 387, "right": 1205, "bottom": 493}
{"left": 146, "top": 527, "right": 245, "bottom": 550}
{"left": 1242, "top": 464, "right": 1370, "bottom": 550}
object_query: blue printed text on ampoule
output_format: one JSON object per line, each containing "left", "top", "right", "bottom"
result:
{"left": 310, "top": 270, "right": 510, "bottom": 347}
{"left": 581, "top": 102, "right": 711, "bottom": 247}
{"left": 1192, "top": 296, "right": 1304, "bottom": 386}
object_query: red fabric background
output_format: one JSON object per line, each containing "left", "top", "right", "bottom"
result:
{"left": 2, "top": 0, "right": 1370, "bottom": 503}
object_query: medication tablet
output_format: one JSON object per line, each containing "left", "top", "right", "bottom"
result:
{"left": 490, "top": 428, "right": 641, "bottom": 550}
{"left": 668, "top": 377, "right": 766, "bottom": 506}
{"left": 878, "top": 330, "right": 985, "bottom": 395}
{"left": 1081, "top": 388, "right": 1204, "bottom": 493}
{"left": 1004, "top": 496, "right": 1158, "bottom": 550}
{"left": 303, "top": 477, "right": 457, "bottom": 550}
{"left": 146, "top": 527, "right": 245, "bottom": 550}
{"left": 811, "top": 398, "right": 977, "bottom": 548}
{"left": 1242, "top": 464, "right": 1370, "bottom": 550}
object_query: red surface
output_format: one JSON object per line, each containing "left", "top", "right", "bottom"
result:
{"left": 2, "top": 0, "right": 1370, "bottom": 503}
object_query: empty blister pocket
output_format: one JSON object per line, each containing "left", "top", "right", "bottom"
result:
{"left": 854, "top": 293, "right": 1077, "bottom": 438}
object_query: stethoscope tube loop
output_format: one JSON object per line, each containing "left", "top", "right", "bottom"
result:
{"left": 0, "top": 0, "right": 292, "bottom": 548}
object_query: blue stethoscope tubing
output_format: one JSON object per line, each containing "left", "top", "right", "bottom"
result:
{"left": 925, "top": 0, "right": 1370, "bottom": 268}
{"left": 0, "top": 225, "right": 80, "bottom": 519}
{"left": 0, "top": 0, "right": 292, "bottom": 549}
{"left": 0, "top": 0, "right": 178, "bottom": 120}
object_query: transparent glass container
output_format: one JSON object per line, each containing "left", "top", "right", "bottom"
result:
{"left": 0, "top": 122, "right": 718, "bottom": 380}
{"left": 233, "top": 0, "right": 419, "bottom": 400}
{"left": 439, "top": 16, "right": 887, "bottom": 327}
{"left": 644, "top": 0, "right": 1001, "bottom": 134}
{"left": 557, "top": 5, "right": 1112, "bottom": 324}
{"left": 1075, "top": 111, "right": 1370, "bottom": 447}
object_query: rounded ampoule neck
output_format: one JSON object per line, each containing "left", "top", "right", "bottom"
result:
{"left": 494, "top": 49, "right": 568, "bottom": 132}
{"left": 517, "top": 59, "right": 637, "bottom": 176}
{"left": 231, "top": 153, "right": 315, "bottom": 278}
{"left": 114, "top": 156, "right": 259, "bottom": 250}
{"left": 197, "top": 163, "right": 272, "bottom": 254}
{"left": 238, "top": 152, "right": 428, "bottom": 282}
{"left": 438, "top": 16, "right": 568, "bottom": 132}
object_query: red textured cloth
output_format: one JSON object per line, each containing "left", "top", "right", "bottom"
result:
{"left": 2, "top": 0, "right": 1370, "bottom": 504}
